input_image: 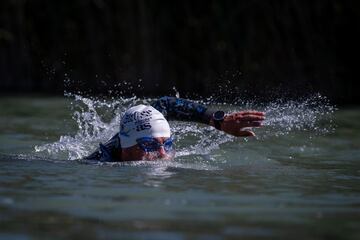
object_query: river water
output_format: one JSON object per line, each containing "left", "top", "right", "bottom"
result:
{"left": 0, "top": 95, "right": 359, "bottom": 239}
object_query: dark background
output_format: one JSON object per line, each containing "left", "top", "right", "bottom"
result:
{"left": 0, "top": 0, "right": 358, "bottom": 104}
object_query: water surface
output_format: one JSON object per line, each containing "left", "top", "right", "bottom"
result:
{"left": 0, "top": 96, "right": 359, "bottom": 240}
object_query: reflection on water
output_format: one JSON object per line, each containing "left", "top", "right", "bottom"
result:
{"left": 0, "top": 95, "right": 359, "bottom": 239}
{"left": 143, "top": 165, "right": 174, "bottom": 188}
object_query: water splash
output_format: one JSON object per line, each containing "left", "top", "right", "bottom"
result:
{"left": 172, "top": 86, "right": 180, "bottom": 98}
{"left": 34, "top": 92, "right": 335, "bottom": 161}
{"left": 35, "top": 93, "right": 147, "bottom": 160}
{"left": 261, "top": 93, "right": 336, "bottom": 138}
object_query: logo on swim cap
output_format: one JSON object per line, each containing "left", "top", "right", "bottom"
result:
{"left": 119, "top": 105, "right": 171, "bottom": 148}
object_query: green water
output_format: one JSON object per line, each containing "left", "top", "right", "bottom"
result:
{"left": 0, "top": 97, "right": 359, "bottom": 240}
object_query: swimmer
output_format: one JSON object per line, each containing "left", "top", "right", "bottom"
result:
{"left": 84, "top": 96, "right": 265, "bottom": 162}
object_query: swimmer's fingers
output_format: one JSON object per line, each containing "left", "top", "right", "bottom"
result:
{"left": 232, "top": 111, "right": 265, "bottom": 118}
{"left": 237, "top": 129, "right": 255, "bottom": 137}
{"left": 239, "top": 111, "right": 265, "bottom": 116}
{"left": 225, "top": 112, "right": 265, "bottom": 120}
{"left": 245, "top": 121, "right": 262, "bottom": 127}
{"left": 238, "top": 115, "right": 265, "bottom": 121}
{"left": 227, "top": 113, "right": 265, "bottom": 122}
{"left": 221, "top": 122, "right": 258, "bottom": 137}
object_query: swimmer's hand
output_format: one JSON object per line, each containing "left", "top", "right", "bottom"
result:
{"left": 210, "top": 111, "right": 265, "bottom": 137}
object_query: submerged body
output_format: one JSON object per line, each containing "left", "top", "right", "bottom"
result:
{"left": 85, "top": 96, "right": 265, "bottom": 162}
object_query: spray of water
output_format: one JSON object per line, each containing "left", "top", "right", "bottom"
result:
{"left": 35, "top": 92, "right": 147, "bottom": 160}
{"left": 34, "top": 92, "right": 335, "bottom": 162}
{"left": 261, "top": 93, "right": 336, "bottom": 138}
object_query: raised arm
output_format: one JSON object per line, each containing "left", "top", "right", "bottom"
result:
{"left": 152, "top": 96, "right": 265, "bottom": 137}
{"left": 151, "top": 96, "right": 215, "bottom": 124}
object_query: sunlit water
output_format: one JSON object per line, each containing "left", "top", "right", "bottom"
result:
{"left": 0, "top": 95, "right": 359, "bottom": 239}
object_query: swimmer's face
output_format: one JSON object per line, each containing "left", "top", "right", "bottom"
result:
{"left": 122, "top": 137, "right": 175, "bottom": 161}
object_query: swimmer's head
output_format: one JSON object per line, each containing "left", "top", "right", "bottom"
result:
{"left": 119, "top": 105, "right": 171, "bottom": 148}
{"left": 119, "top": 105, "right": 174, "bottom": 161}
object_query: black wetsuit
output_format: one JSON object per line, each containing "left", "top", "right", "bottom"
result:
{"left": 84, "top": 96, "right": 216, "bottom": 161}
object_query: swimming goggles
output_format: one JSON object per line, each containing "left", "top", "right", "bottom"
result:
{"left": 136, "top": 136, "right": 174, "bottom": 152}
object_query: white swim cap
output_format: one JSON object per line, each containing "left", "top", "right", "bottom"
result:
{"left": 119, "top": 105, "right": 171, "bottom": 148}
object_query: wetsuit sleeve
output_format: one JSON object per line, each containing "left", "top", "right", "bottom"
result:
{"left": 151, "top": 96, "right": 215, "bottom": 124}
{"left": 84, "top": 133, "right": 121, "bottom": 162}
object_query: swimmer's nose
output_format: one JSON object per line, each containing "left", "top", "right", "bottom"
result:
{"left": 157, "top": 146, "right": 167, "bottom": 158}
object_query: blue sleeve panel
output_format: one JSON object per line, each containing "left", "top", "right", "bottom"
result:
{"left": 151, "top": 96, "right": 215, "bottom": 124}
